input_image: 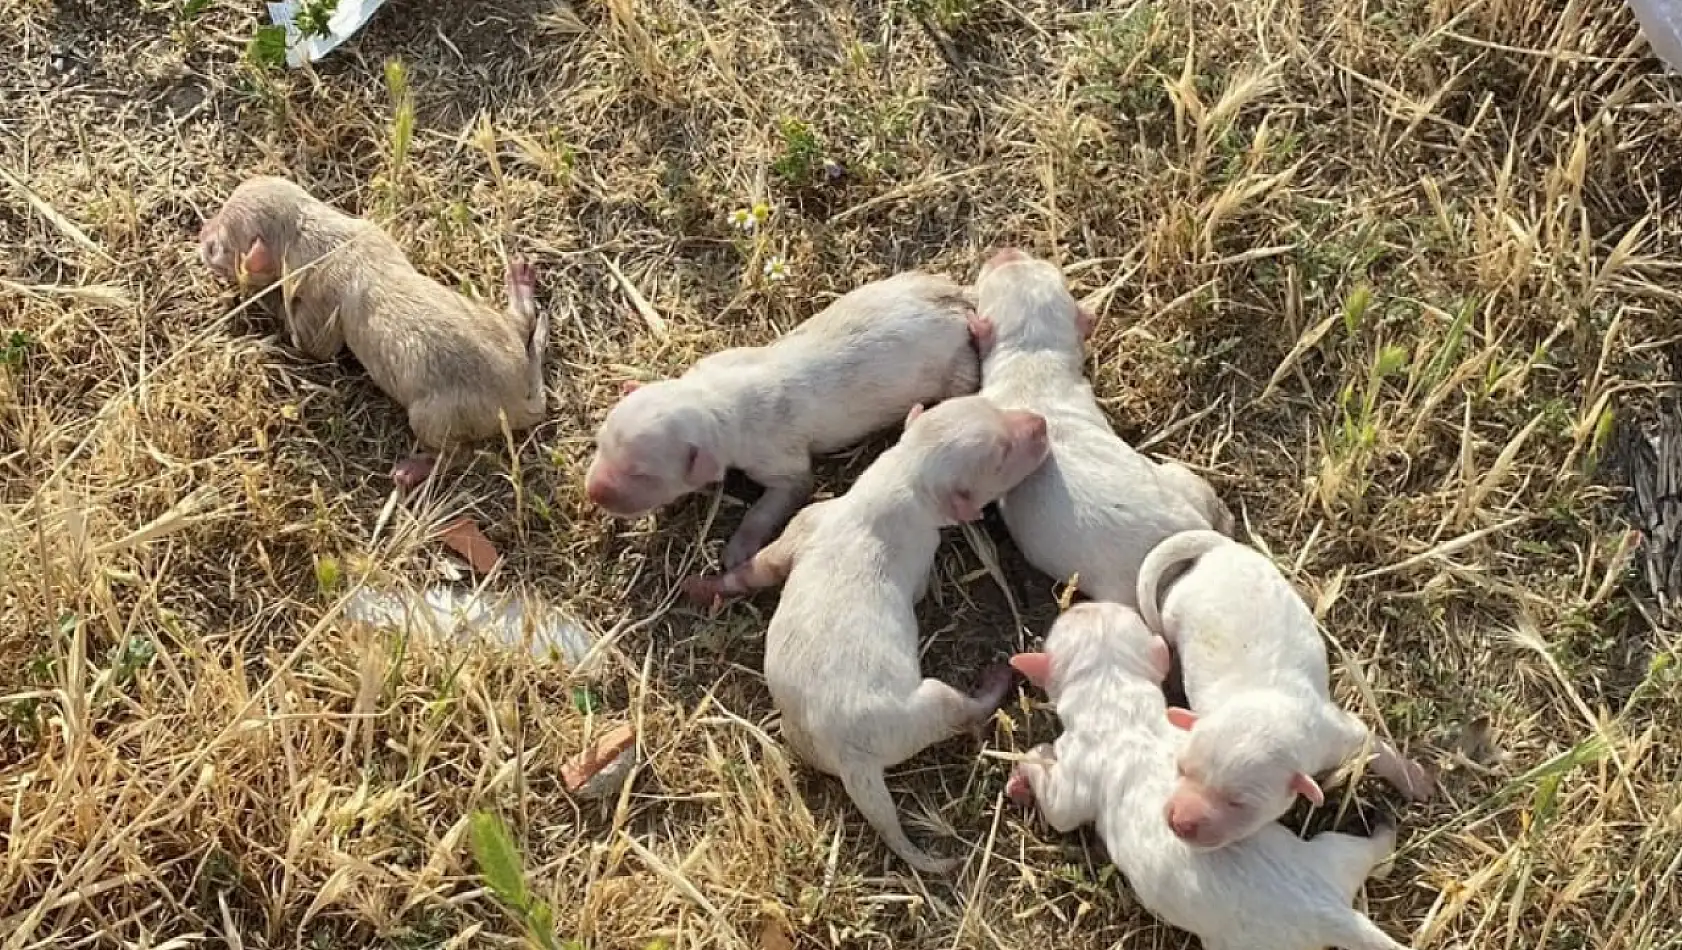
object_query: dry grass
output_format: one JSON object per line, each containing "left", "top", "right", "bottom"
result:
{"left": 3, "top": 0, "right": 1681, "bottom": 946}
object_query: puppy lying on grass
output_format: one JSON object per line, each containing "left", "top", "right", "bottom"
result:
{"left": 683, "top": 394, "right": 1050, "bottom": 873}
{"left": 199, "top": 175, "right": 548, "bottom": 489}
{"left": 1137, "top": 530, "right": 1433, "bottom": 851}
{"left": 586, "top": 271, "right": 981, "bottom": 568}
{"left": 970, "top": 248, "right": 1232, "bottom": 605}
{"left": 1009, "top": 602, "right": 1414, "bottom": 950}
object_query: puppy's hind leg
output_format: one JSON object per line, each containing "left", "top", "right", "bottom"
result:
{"left": 1156, "top": 460, "right": 1235, "bottom": 537}
{"left": 684, "top": 500, "right": 830, "bottom": 605}
{"left": 397, "top": 395, "right": 476, "bottom": 491}
{"left": 897, "top": 667, "right": 1016, "bottom": 757}
{"left": 505, "top": 256, "right": 550, "bottom": 409}
{"left": 1317, "top": 911, "right": 1413, "bottom": 950}
{"left": 1306, "top": 823, "right": 1400, "bottom": 905}
{"left": 726, "top": 465, "right": 815, "bottom": 569}
{"left": 839, "top": 764, "right": 961, "bottom": 875}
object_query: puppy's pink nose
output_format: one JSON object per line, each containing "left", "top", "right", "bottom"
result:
{"left": 585, "top": 475, "right": 618, "bottom": 509}
{"left": 989, "top": 247, "right": 1027, "bottom": 267}
{"left": 1167, "top": 808, "right": 1202, "bottom": 841}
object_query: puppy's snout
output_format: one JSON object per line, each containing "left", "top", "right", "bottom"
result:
{"left": 1165, "top": 801, "right": 1203, "bottom": 842}
{"left": 585, "top": 472, "right": 620, "bottom": 510}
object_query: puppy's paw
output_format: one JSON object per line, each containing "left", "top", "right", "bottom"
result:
{"left": 722, "top": 532, "right": 763, "bottom": 571}
{"left": 1005, "top": 767, "right": 1036, "bottom": 807}
{"left": 1400, "top": 758, "right": 1436, "bottom": 803}
{"left": 973, "top": 663, "right": 1017, "bottom": 710}
{"left": 506, "top": 256, "right": 536, "bottom": 292}
{"left": 391, "top": 455, "right": 437, "bottom": 491}
{"left": 680, "top": 574, "right": 722, "bottom": 609}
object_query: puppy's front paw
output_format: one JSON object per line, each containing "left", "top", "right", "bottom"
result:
{"left": 1400, "top": 758, "right": 1436, "bottom": 803}
{"left": 973, "top": 663, "right": 1018, "bottom": 710}
{"left": 391, "top": 455, "right": 437, "bottom": 491}
{"left": 680, "top": 575, "right": 724, "bottom": 610}
{"left": 1005, "top": 769, "right": 1035, "bottom": 806}
{"left": 1005, "top": 766, "right": 1036, "bottom": 807}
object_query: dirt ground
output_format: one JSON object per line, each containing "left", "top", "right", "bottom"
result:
{"left": 3, "top": 0, "right": 1680, "bottom": 947}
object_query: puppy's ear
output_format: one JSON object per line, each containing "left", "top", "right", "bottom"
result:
{"left": 1166, "top": 707, "right": 1199, "bottom": 730}
{"left": 905, "top": 403, "right": 926, "bottom": 427}
{"left": 1009, "top": 652, "right": 1052, "bottom": 689}
{"left": 941, "top": 488, "right": 983, "bottom": 524}
{"left": 967, "top": 312, "right": 996, "bottom": 358}
{"left": 1075, "top": 302, "right": 1096, "bottom": 339}
{"left": 685, "top": 445, "right": 723, "bottom": 486}
{"left": 621, "top": 379, "right": 644, "bottom": 396}
{"left": 241, "top": 237, "right": 275, "bottom": 278}
{"left": 1289, "top": 772, "right": 1325, "bottom": 807}
{"left": 1146, "top": 635, "right": 1173, "bottom": 682}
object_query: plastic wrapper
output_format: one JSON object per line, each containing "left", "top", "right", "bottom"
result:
{"left": 266, "top": 0, "right": 390, "bottom": 68}
{"left": 1629, "top": 0, "right": 1682, "bottom": 74}
{"left": 343, "top": 583, "right": 594, "bottom": 668}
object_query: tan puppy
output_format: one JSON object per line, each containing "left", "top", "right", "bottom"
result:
{"left": 970, "top": 249, "right": 1232, "bottom": 604}
{"left": 199, "top": 176, "right": 548, "bottom": 488}
{"left": 683, "top": 395, "right": 1051, "bottom": 872}
{"left": 585, "top": 271, "right": 981, "bottom": 567}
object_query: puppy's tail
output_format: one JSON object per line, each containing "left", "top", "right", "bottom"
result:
{"left": 840, "top": 765, "right": 962, "bottom": 875}
{"left": 1136, "top": 529, "right": 1228, "bottom": 633}
{"left": 1322, "top": 910, "right": 1413, "bottom": 950}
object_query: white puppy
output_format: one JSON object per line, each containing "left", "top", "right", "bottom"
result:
{"left": 682, "top": 395, "right": 1051, "bottom": 872}
{"left": 1136, "top": 529, "right": 1433, "bottom": 851}
{"left": 586, "top": 271, "right": 981, "bottom": 567}
{"left": 970, "top": 249, "right": 1233, "bottom": 604}
{"left": 1008, "top": 602, "right": 1413, "bottom": 950}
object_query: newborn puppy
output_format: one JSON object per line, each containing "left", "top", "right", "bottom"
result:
{"left": 199, "top": 175, "right": 548, "bottom": 489}
{"left": 971, "top": 249, "right": 1232, "bottom": 604}
{"left": 586, "top": 271, "right": 981, "bottom": 567}
{"left": 683, "top": 395, "right": 1051, "bottom": 872}
{"left": 1008, "top": 603, "right": 1413, "bottom": 950}
{"left": 1136, "top": 529, "right": 1433, "bottom": 851}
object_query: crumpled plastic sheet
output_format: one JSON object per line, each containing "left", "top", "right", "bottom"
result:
{"left": 1629, "top": 0, "right": 1682, "bottom": 74}
{"left": 266, "top": 0, "right": 390, "bottom": 68}
{"left": 343, "top": 583, "right": 594, "bottom": 668}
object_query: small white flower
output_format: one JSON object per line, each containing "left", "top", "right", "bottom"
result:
{"left": 751, "top": 201, "right": 772, "bottom": 226}
{"left": 763, "top": 256, "right": 790, "bottom": 282}
{"left": 727, "top": 207, "right": 755, "bottom": 232}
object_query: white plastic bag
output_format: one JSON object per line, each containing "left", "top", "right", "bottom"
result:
{"left": 265, "top": 0, "right": 391, "bottom": 68}
{"left": 343, "top": 583, "right": 594, "bottom": 667}
{"left": 1629, "top": 0, "right": 1682, "bottom": 74}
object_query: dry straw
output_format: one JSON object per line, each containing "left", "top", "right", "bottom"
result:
{"left": 2, "top": 0, "right": 1679, "bottom": 947}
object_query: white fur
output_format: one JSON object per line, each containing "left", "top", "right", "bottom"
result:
{"left": 686, "top": 395, "right": 1051, "bottom": 872}
{"left": 1011, "top": 602, "right": 1412, "bottom": 950}
{"left": 1136, "top": 530, "right": 1432, "bottom": 851}
{"left": 586, "top": 271, "right": 980, "bottom": 567}
{"left": 972, "top": 251, "right": 1233, "bottom": 604}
